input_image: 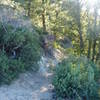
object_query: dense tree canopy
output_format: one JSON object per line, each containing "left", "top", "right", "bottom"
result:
{"left": 11, "top": 0, "right": 100, "bottom": 63}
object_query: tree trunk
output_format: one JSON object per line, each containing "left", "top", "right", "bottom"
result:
{"left": 92, "top": 39, "right": 96, "bottom": 61}
{"left": 87, "top": 39, "right": 92, "bottom": 58}
{"left": 42, "top": 0, "right": 46, "bottom": 32}
{"left": 96, "top": 41, "right": 100, "bottom": 61}
{"left": 92, "top": 7, "right": 97, "bottom": 62}
{"left": 27, "top": 0, "right": 31, "bottom": 17}
{"left": 77, "top": 0, "right": 84, "bottom": 54}
{"left": 78, "top": 24, "right": 84, "bottom": 53}
{"left": 86, "top": 6, "right": 91, "bottom": 59}
{"left": 42, "top": 11, "right": 46, "bottom": 32}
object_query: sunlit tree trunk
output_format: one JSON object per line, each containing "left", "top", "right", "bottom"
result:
{"left": 42, "top": 0, "right": 46, "bottom": 32}
{"left": 87, "top": 40, "right": 92, "bottom": 58}
{"left": 96, "top": 41, "right": 100, "bottom": 61}
{"left": 86, "top": 7, "right": 92, "bottom": 59}
{"left": 77, "top": 0, "right": 84, "bottom": 54}
{"left": 92, "top": 7, "right": 97, "bottom": 62}
{"left": 78, "top": 24, "right": 84, "bottom": 53}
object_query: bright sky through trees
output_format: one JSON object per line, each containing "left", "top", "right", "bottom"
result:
{"left": 88, "top": 0, "right": 97, "bottom": 7}
{"left": 86, "top": 0, "right": 100, "bottom": 15}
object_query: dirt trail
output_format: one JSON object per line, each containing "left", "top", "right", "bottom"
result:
{"left": 0, "top": 55, "right": 59, "bottom": 100}
{"left": 0, "top": 71, "right": 54, "bottom": 100}
{"left": 0, "top": 56, "right": 55, "bottom": 100}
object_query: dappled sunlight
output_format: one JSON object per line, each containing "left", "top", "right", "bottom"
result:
{"left": 0, "top": 0, "right": 15, "bottom": 7}
{"left": 40, "top": 86, "right": 48, "bottom": 93}
{"left": 0, "top": 0, "right": 100, "bottom": 100}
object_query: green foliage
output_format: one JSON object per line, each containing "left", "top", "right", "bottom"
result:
{"left": 20, "top": 33, "right": 41, "bottom": 71}
{"left": 12, "top": 0, "right": 100, "bottom": 61}
{"left": 0, "top": 51, "right": 24, "bottom": 84}
{"left": 0, "top": 23, "right": 41, "bottom": 84}
{"left": 53, "top": 56, "right": 99, "bottom": 100}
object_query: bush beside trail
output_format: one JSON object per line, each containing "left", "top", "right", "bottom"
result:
{"left": 52, "top": 55, "right": 100, "bottom": 100}
{"left": 0, "top": 23, "right": 41, "bottom": 84}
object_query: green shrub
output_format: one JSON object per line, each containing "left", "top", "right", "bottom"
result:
{"left": 18, "top": 28, "right": 41, "bottom": 71}
{"left": 53, "top": 56, "right": 99, "bottom": 100}
{"left": 0, "top": 23, "right": 41, "bottom": 84}
{"left": 0, "top": 51, "right": 24, "bottom": 84}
